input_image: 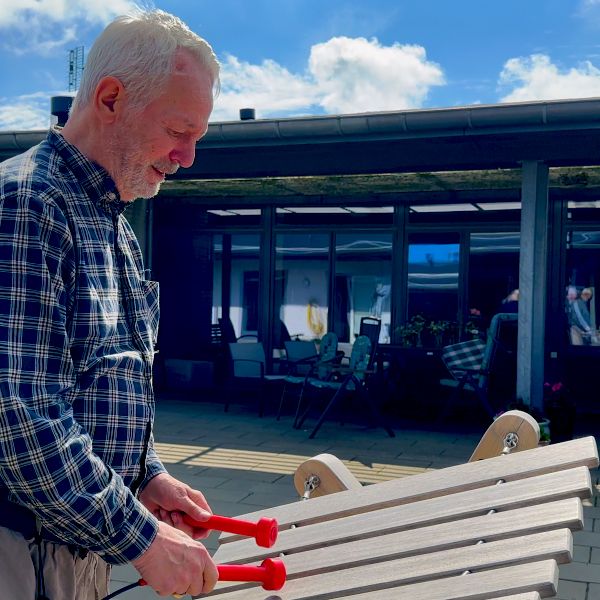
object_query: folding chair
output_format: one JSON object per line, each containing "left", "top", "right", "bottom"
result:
{"left": 219, "top": 316, "right": 259, "bottom": 343}
{"left": 275, "top": 340, "right": 318, "bottom": 421}
{"left": 212, "top": 414, "right": 599, "bottom": 600}
{"left": 295, "top": 335, "right": 394, "bottom": 439}
{"left": 358, "top": 316, "right": 382, "bottom": 350}
{"left": 283, "top": 332, "right": 342, "bottom": 428}
{"left": 439, "top": 312, "right": 518, "bottom": 419}
{"left": 224, "top": 342, "right": 285, "bottom": 416}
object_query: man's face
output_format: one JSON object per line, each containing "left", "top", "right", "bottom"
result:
{"left": 111, "top": 57, "right": 213, "bottom": 201}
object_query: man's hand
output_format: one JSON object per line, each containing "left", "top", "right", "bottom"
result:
{"left": 139, "top": 472, "right": 212, "bottom": 539}
{"left": 132, "top": 521, "right": 218, "bottom": 597}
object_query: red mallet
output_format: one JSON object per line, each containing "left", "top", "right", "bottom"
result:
{"left": 183, "top": 514, "right": 279, "bottom": 548}
{"left": 217, "top": 558, "right": 287, "bottom": 591}
{"left": 139, "top": 558, "right": 287, "bottom": 593}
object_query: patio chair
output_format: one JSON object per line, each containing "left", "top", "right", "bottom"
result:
{"left": 295, "top": 335, "right": 394, "bottom": 439}
{"left": 224, "top": 341, "right": 285, "bottom": 416}
{"left": 358, "top": 315, "right": 382, "bottom": 350}
{"left": 439, "top": 312, "right": 518, "bottom": 419}
{"left": 212, "top": 419, "right": 599, "bottom": 600}
{"left": 275, "top": 340, "right": 318, "bottom": 421}
{"left": 279, "top": 332, "right": 342, "bottom": 428}
{"left": 219, "top": 315, "right": 259, "bottom": 343}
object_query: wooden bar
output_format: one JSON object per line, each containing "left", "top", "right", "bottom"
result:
{"left": 219, "top": 437, "right": 598, "bottom": 542}
{"left": 210, "top": 560, "right": 559, "bottom": 600}
{"left": 494, "top": 595, "right": 541, "bottom": 600}
{"left": 216, "top": 468, "right": 590, "bottom": 563}
{"left": 216, "top": 498, "right": 582, "bottom": 571}
{"left": 211, "top": 530, "right": 571, "bottom": 598}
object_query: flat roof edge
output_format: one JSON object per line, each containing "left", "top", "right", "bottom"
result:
{"left": 202, "top": 98, "right": 600, "bottom": 146}
{"left": 1, "top": 98, "right": 600, "bottom": 155}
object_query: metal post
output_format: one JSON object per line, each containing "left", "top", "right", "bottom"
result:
{"left": 518, "top": 161, "right": 549, "bottom": 411}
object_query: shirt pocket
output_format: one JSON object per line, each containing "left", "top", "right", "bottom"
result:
{"left": 134, "top": 279, "right": 160, "bottom": 351}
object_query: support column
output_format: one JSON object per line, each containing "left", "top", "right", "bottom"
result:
{"left": 517, "top": 161, "right": 549, "bottom": 410}
{"left": 260, "top": 207, "right": 275, "bottom": 371}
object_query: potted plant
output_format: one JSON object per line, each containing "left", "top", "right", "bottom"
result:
{"left": 543, "top": 381, "right": 576, "bottom": 443}
{"left": 464, "top": 308, "right": 483, "bottom": 339}
{"left": 396, "top": 314, "right": 427, "bottom": 347}
{"left": 427, "top": 320, "right": 451, "bottom": 347}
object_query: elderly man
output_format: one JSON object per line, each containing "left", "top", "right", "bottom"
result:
{"left": 0, "top": 9, "right": 219, "bottom": 599}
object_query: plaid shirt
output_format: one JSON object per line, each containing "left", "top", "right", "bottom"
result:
{"left": 0, "top": 129, "right": 166, "bottom": 564}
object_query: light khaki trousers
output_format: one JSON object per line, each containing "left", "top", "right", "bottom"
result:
{"left": 0, "top": 526, "right": 111, "bottom": 600}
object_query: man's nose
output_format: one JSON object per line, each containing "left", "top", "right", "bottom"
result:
{"left": 170, "top": 140, "right": 197, "bottom": 169}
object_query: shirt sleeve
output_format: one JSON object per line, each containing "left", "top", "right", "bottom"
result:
{"left": 142, "top": 432, "right": 168, "bottom": 489}
{"left": 0, "top": 190, "right": 158, "bottom": 564}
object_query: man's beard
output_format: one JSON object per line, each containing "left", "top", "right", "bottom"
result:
{"left": 110, "top": 130, "right": 178, "bottom": 201}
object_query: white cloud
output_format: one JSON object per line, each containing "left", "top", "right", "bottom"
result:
{"left": 499, "top": 54, "right": 600, "bottom": 102}
{"left": 0, "top": 0, "right": 135, "bottom": 27}
{"left": 579, "top": 0, "right": 600, "bottom": 10}
{"left": 211, "top": 55, "right": 318, "bottom": 121}
{"left": 0, "top": 92, "right": 58, "bottom": 130}
{"left": 1, "top": 34, "right": 445, "bottom": 129}
{"left": 0, "top": 0, "right": 137, "bottom": 55}
{"left": 212, "top": 36, "right": 444, "bottom": 121}
{"left": 309, "top": 36, "right": 444, "bottom": 113}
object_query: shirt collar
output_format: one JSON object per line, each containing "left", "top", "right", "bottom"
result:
{"left": 47, "top": 127, "right": 129, "bottom": 216}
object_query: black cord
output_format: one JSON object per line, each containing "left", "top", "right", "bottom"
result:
{"left": 102, "top": 581, "right": 141, "bottom": 600}
{"left": 35, "top": 531, "right": 51, "bottom": 600}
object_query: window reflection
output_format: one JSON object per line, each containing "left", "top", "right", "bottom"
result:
{"left": 276, "top": 206, "right": 393, "bottom": 226}
{"left": 407, "top": 234, "right": 459, "bottom": 324}
{"left": 469, "top": 232, "right": 520, "bottom": 333}
{"left": 212, "top": 234, "right": 261, "bottom": 338}
{"left": 334, "top": 233, "right": 392, "bottom": 344}
{"left": 275, "top": 234, "right": 329, "bottom": 345}
{"left": 566, "top": 230, "right": 600, "bottom": 346}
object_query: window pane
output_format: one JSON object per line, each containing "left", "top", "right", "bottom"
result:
{"left": 213, "top": 234, "right": 261, "bottom": 338}
{"left": 407, "top": 234, "right": 459, "bottom": 324}
{"left": 408, "top": 200, "right": 520, "bottom": 225}
{"left": 276, "top": 205, "right": 393, "bottom": 226}
{"left": 334, "top": 233, "right": 392, "bottom": 344}
{"left": 275, "top": 233, "right": 329, "bottom": 345}
{"left": 565, "top": 230, "right": 600, "bottom": 346}
{"left": 567, "top": 198, "right": 600, "bottom": 224}
{"left": 205, "top": 208, "right": 261, "bottom": 226}
{"left": 469, "top": 232, "right": 520, "bottom": 332}
{"left": 212, "top": 234, "right": 223, "bottom": 324}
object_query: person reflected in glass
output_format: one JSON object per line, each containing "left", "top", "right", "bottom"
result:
{"left": 501, "top": 289, "right": 519, "bottom": 313}
{"left": 566, "top": 285, "right": 593, "bottom": 345}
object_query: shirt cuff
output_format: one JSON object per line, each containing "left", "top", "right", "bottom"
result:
{"left": 138, "top": 458, "right": 168, "bottom": 495}
{"left": 99, "top": 494, "right": 160, "bottom": 565}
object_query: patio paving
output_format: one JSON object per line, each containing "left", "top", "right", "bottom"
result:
{"left": 109, "top": 396, "right": 600, "bottom": 600}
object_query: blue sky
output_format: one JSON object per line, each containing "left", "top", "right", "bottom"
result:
{"left": 2, "top": 0, "right": 600, "bottom": 130}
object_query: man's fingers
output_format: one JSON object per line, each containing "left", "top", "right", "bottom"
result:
{"left": 158, "top": 508, "right": 177, "bottom": 527}
{"left": 186, "top": 487, "right": 212, "bottom": 513}
{"left": 201, "top": 558, "right": 219, "bottom": 594}
{"left": 172, "top": 511, "right": 211, "bottom": 540}
{"left": 179, "top": 496, "right": 212, "bottom": 524}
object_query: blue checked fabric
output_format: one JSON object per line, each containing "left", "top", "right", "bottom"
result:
{"left": 441, "top": 338, "right": 486, "bottom": 380}
{"left": 0, "top": 129, "right": 166, "bottom": 564}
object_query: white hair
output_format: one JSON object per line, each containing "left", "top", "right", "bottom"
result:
{"left": 71, "top": 8, "right": 220, "bottom": 115}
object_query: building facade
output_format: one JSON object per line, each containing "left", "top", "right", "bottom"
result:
{"left": 2, "top": 97, "right": 600, "bottom": 415}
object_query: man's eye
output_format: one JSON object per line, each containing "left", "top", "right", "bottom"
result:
{"left": 168, "top": 129, "right": 183, "bottom": 137}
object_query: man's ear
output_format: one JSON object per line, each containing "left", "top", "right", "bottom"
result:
{"left": 94, "top": 76, "right": 125, "bottom": 123}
